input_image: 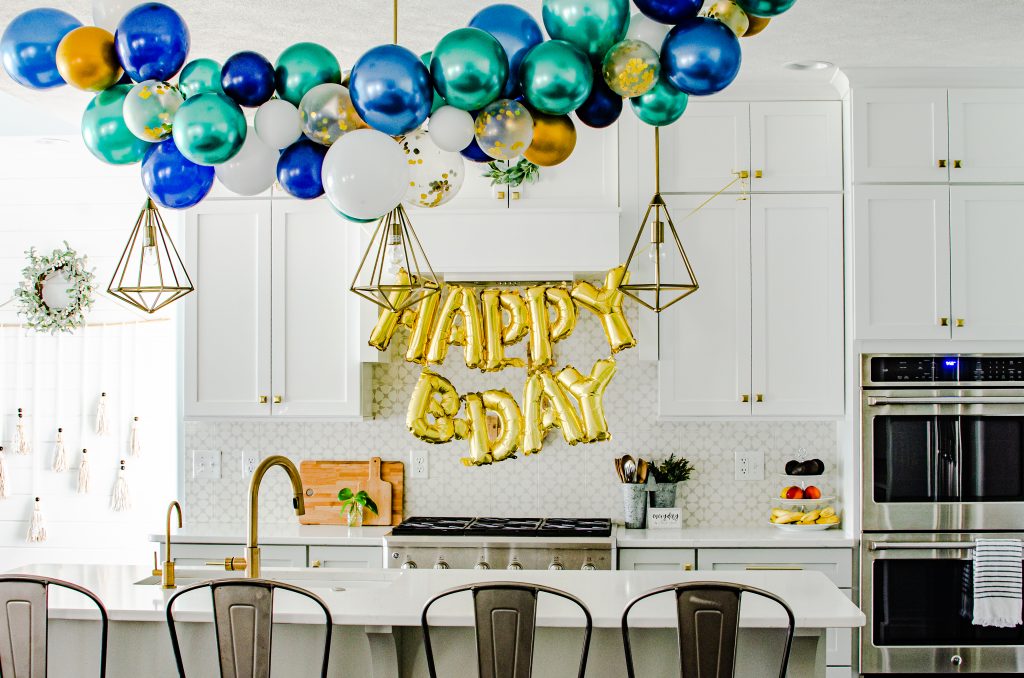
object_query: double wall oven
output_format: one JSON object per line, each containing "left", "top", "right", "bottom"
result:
{"left": 861, "top": 354, "right": 1024, "bottom": 674}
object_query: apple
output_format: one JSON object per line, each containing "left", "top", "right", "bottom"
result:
{"left": 785, "top": 486, "right": 805, "bottom": 500}
{"left": 805, "top": 485, "right": 822, "bottom": 500}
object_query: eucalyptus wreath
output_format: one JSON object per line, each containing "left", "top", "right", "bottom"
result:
{"left": 14, "top": 242, "right": 95, "bottom": 334}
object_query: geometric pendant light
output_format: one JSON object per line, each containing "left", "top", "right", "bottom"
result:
{"left": 620, "top": 128, "right": 699, "bottom": 313}
{"left": 108, "top": 198, "right": 195, "bottom": 313}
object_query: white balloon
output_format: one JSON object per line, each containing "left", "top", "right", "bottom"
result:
{"left": 254, "top": 99, "right": 302, "bottom": 151}
{"left": 215, "top": 127, "right": 279, "bottom": 196}
{"left": 401, "top": 129, "right": 465, "bottom": 209}
{"left": 626, "top": 12, "right": 671, "bottom": 53}
{"left": 427, "top": 106, "right": 475, "bottom": 153}
{"left": 323, "top": 129, "right": 409, "bottom": 220}
{"left": 93, "top": 0, "right": 142, "bottom": 31}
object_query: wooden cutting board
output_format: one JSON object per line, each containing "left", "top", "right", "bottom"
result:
{"left": 299, "top": 459, "right": 404, "bottom": 526}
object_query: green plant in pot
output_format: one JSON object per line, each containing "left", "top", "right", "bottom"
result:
{"left": 651, "top": 454, "right": 695, "bottom": 508}
{"left": 338, "top": 488, "right": 377, "bottom": 527}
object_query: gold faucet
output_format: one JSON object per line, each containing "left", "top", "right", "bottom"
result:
{"left": 152, "top": 501, "right": 183, "bottom": 589}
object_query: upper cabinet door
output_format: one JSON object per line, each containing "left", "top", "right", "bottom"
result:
{"left": 658, "top": 195, "right": 752, "bottom": 418}
{"left": 853, "top": 185, "right": 951, "bottom": 340}
{"left": 750, "top": 102, "right": 843, "bottom": 193}
{"left": 659, "top": 102, "right": 750, "bottom": 193}
{"left": 271, "top": 199, "right": 367, "bottom": 417}
{"left": 948, "top": 89, "right": 1024, "bottom": 183}
{"left": 852, "top": 88, "right": 949, "bottom": 183}
{"left": 511, "top": 122, "right": 618, "bottom": 209}
{"left": 184, "top": 200, "right": 272, "bottom": 417}
{"left": 950, "top": 186, "right": 1024, "bottom": 340}
{"left": 751, "top": 194, "right": 844, "bottom": 417}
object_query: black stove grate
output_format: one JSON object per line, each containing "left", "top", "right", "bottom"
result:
{"left": 390, "top": 516, "right": 611, "bottom": 537}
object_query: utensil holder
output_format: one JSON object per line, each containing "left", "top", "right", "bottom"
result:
{"left": 622, "top": 484, "right": 649, "bottom": 529}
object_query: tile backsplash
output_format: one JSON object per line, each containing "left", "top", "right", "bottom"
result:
{"left": 185, "top": 306, "right": 837, "bottom": 528}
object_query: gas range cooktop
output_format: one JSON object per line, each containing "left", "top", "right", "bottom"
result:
{"left": 390, "top": 516, "right": 612, "bottom": 538}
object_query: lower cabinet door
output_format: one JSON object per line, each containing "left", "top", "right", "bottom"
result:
{"left": 825, "top": 668, "right": 854, "bottom": 678}
{"left": 309, "top": 545, "right": 384, "bottom": 569}
{"left": 163, "top": 543, "right": 307, "bottom": 568}
{"left": 617, "top": 548, "right": 697, "bottom": 571}
{"left": 826, "top": 589, "right": 853, "bottom": 667}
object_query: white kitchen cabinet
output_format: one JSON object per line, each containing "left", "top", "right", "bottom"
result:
{"left": 617, "top": 548, "right": 697, "bottom": 571}
{"left": 825, "top": 669, "right": 855, "bottom": 678}
{"left": 947, "top": 89, "right": 1024, "bottom": 183}
{"left": 853, "top": 185, "right": 951, "bottom": 340}
{"left": 160, "top": 543, "right": 306, "bottom": 568}
{"left": 751, "top": 195, "right": 844, "bottom": 416}
{"left": 660, "top": 102, "right": 750, "bottom": 193}
{"left": 309, "top": 545, "right": 383, "bottom": 569}
{"left": 852, "top": 88, "right": 949, "bottom": 183}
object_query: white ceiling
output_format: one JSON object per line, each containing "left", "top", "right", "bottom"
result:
{"left": 3, "top": 0, "right": 1024, "bottom": 124}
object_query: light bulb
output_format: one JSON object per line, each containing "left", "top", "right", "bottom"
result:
{"left": 647, "top": 243, "right": 661, "bottom": 263}
{"left": 383, "top": 243, "right": 404, "bottom": 277}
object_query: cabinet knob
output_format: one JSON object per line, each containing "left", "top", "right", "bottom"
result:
{"left": 754, "top": 169, "right": 763, "bottom": 179}
{"left": 939, "top": 317, "right": 950, "bottom": 327}
{"left": 311, "top": 560, "right": 322, "bottom": 568}
{"left": 953, "top": 160, "right": 963, "bottom": 169}
{"left": 937, "top": 159, "right": 947, "bottom": 168}
{"left": 956, "top": 318, "right": 965, "bottom": 328}
{"left": 683, "top": 563, "right": 694, "bottom": 571}
{"left": 273, "top": 395, "right": 282, "bottom": 404}
{"left": 741, "top": 394, "right": 750, "bottom": 403}
{"left": 258, "top": 395, "right": 268, "bottom": 404}
{"left": 733, "top": 170, "right": 750, "bottom": 179}
{"left": 755, "top": 394, "right": 764, "bottom": 403}
{"left": 511, "top": 190, "right": 521, "bottom": 201}
{"left": 496, "top": 190, "right": 506, "bottom": 200}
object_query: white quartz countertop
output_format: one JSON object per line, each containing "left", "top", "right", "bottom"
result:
{"left": 616, "top": 527, "right": 856, "bottom": 549}
{"left": 148, "top": 523, "right": 392, "bottom": 546}
{"left": 10, "top": 563, "right": 865, "bottom": 630}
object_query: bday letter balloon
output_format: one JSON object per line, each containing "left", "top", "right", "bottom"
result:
{"left": 172, "top": 92, "right": 247, "bottom": 165}
{"left": 406, "top": 371, "right": 460, "bottom": 444}
{"left": 661, "top": 17, "right": 742, "bottom": 96}
{"left": 629, "top": 74, "right": 688, "bottom": 126}
{"left": 115, "top": 3, "right": 189, "bottom": 82}
{"left": 735, "top": 0, "right": 796, "bottom": 17}
{"left": 430, "top": 28, "right": 508, "bottom": 111}
{"left": 469, "top": 4, "right": 543, "bottom": 98}
{"left": 524, "top": 113, "right": 577, "bottom": 167}
{"left": 349, "top": 44, "right": 432, "bottom": 136}
{"left": 275, "top": 42, "right": 341, "bottom": 106}
{"left": 401, "top": 129, "right": 466, "bottom": 209}
{"left": 474, "top": 99, "right": 534, "bottom": 161}
{"left": 215, "top": 126, "right": 278, "bottom": 196}
{"left": 557, "top": 358, "right": 616, "bottom": 442}
{"left": 254, "top": 98, "right": 301, "bottom": 150}
{"left": 520, "top": 40, "right": 593, "bottom": 116}
{"left": 1, "top": 8, "right": 81, "bottom": 89}
{"left": 81, "top": 84, "right": 149, "bottom": 164}
{"left": 56, "top": 26, "right": 122, "bottom": 91}
{"left": 178, "top": 58, "right": 223, "bottom": 98}
{"left": 141, "top": 139, "right": 214, "bottom": 209}
{"left": 277, "top": 139, "right": 327, "bottom": 199}
{"left": 221, "top": 51, "right": 276, "bottom": 107}
{"left": 634, "top": 0, "right": 703, "bottom": 24}
{"left": 299, "top": 83, "right": 367, "bottom": 145}
{"left": 542, "top": 0, "right": 630, "bottom": 61}
{"left": 602, "top": 39, "right": 660, "bottom": 97}
{"left": 428, "top": 106, "right": 476, "bottom": 152}
{"left": 323, "top": 129, "right": 410, "bottom": 220}
{"left": 123, "top": 80, "right": 183, "bottom": 142}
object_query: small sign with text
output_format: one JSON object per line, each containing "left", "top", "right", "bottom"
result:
{"left": 646, "top": 507, "right": 682, "bottom": 529}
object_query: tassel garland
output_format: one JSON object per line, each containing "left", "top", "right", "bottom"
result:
{"left": 27, "top": 497, "right": 46, "bottom": 543}
{"left": 129, "top": 416, "right": 141, "bottom": 458}
{"left": 15, "top": 408, "right": 30, "bottom": 455}
{"left": 95, "top": 392, "right": 109, "bottom": 436}
{"left": 0, "top": 446, "right": 7, "bottom": 500}
{"left": 78, "top": 449, "right": 90, "bottom": 494}
{"left": 52, "top": 427, "right": 67, "bottom": 472}
{"left": 110, "top": 459, "right": 131, "bottom": 512}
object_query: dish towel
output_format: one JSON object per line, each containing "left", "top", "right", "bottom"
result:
{"left": 973, "top": 538, "right": 1023, "bottom": 628}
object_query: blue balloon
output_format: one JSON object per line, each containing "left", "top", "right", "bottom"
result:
{"left": 221, "top": 51, "right": 276, "bottom": 108}
{"left": 469, "top": 4, "right": 544, "bottom": 98}
{"left": 141, "top": 140, "right": 214, "bottom": 209}
{"left": 115, "top": 3, "right": 190, "bottom": 82}
{"left": 277, "top": 139, "right": 327, "bottom": 199}
{"left": 661, "top": 17, "right": 741, "bottom": 96}
{"left": 575, "top": 75, "right": 622, "bottom": 128}
{"left": 633, "top": 0, "right": 703, "bottom": 24}
{"left": 0, "top": 8, "right": 81, "bottom": 89}
{"left": 460, "top": 137, "right": 492, "bottom": 163}
{"left": 349, "top": 45, "right": 432, "bottom": 136}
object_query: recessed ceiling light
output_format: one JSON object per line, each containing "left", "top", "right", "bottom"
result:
{"left": 783, "top": 60, "right": 834, "bottom": 71}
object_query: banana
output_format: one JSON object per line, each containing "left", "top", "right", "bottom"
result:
{"left": 775, "top": 512, "right": 804, "bottom": 524}
{"left": 820, "top": 506, "right": 836, "bottom": 518}
{"left": 771, "top": 509, "right": 789, "bottom": 518}
{"left": 816, "top": 515, "right": 840, "bottom": 525}
{"left": 800, "top": 510, "right": 821, "bottom": 524}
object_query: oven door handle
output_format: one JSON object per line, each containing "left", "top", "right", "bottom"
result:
{"left": 867, "top": 396, "right": 1024, "bottom": 406}
{"left": 868, "top": 541, "right": 978, "bottom": 551}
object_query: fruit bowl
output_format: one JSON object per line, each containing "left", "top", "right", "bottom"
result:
{"left": 769, "top": 506, "right": 841, "bottom": 529}
{"left": 768, "top": 521, "right": 837, "bottom": 532}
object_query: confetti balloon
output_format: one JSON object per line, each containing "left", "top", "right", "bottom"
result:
{"left": 221, "top": 51, "right": 276, "bottom": 107}
{"left": 277, "top": 139, "right": 327, "bottom": 199}
{"left": 141, "top": 139, "right": 214, "bottom": 209}
{"left": 1, "top": 8, "right": 81, "bottom": 89}
{"left": 661, "top": 17, "right": 742, "bottom": 96}
{"left": 299, "top": 83, "right": 368, "bottom": 146}
{"left": 81, "top": 84, "right": 149, "bottom": 164}
{"left": 349, "top": 44, "right": 432, "bottom": 136}
{"left": 735, "top": 0, "right": 796, "bottom": 17}
{"left": 275, "top": 42, "right": 341, "bottom": 106}
{"left": 430, "top": 28, "right": 508, "bottom": 111}
{"left": 541, "top": 0, "right": 630, "bottom": 61}
{"left": 123, "top": 79, "right": 184, "bottom": 142}
{"left": 215, "top": 126, "right": 278, "bottom": 196}
{"left": 520, "top": 40, "right": 593, "bottom": 116}
{"left": 171, "top": 92, "right": 247, "bottom": 165}
{"left": 428, "top": 105, "right": 475, "bottom": 152}
{"left": 115, "top": 3, "right": 190, "bottom": 82}
{"left": 629, "top": 74, "right": 688, "bottom": 126}
{"left": 468, "top": 4, "right": 543, "bottom": 98}
{"left": 524, "top": 112, "right": 577, "bottom": 167}
{"left": 634, "top": 0, "right": 703, "bottom": 24}
{"left": 625, "top": 12, "right": 671, "bottom": 53}
{"left": 56, "top": 26, "right": 122, "bottom": 92}
{"left": 474, "top": 99, "right": 534, "bottom": 161}
{"left": 602, "top": 39, "right": 659, "bottom": 97}
{"left": 255, "top": 98, "right": 302, "bottom": 150}
{"left": 575, "top": 76, "right": 622, "bottom": 128}
{"left": 401, "top": 129, "right": 466, "bottom": 209}
{"left": 701, "top": 1, "right": 750, "bottom": 36}
{"left": 178, "top": 58, "right": 223, "bottom": 98}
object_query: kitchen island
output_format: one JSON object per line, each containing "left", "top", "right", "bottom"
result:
{"left": 12, "top": 563, "right": 863, "bottom": 677}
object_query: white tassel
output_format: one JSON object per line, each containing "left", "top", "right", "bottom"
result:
{"left": 0, "top": 446, "right": 8, "bottom": 500}
{"left": 15, "top": 408, "right": 30, "bottom": 455}
{"left": 95, "top": 393, "right": 109, "bottom": 436}
{"left": 52, "top": 428, "right": 67, "bottom": 472}
{"left": 78, "top": 449, "right": 90, "bottom": 495}
{"left": 129, "top": 416, "right": 141, "bottom": 458}
{"left": 27, "top": 497, "right": 46, "bottom": 543}
{"left": 110, "top": 459, "right": 131, "bottom": 512}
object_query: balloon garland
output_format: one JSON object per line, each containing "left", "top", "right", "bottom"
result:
{"left": 2, "top": 0, "right": 798, "bottom": 217}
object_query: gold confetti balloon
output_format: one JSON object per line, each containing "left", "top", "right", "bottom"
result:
{"left": 402, "top": 128, "right": 466, "bottom": 209}
{"left": 701, "top": 1, "right": 751, "bottom": 37}
{"left": 474, "top": 99, "right": 534, "bottom": 161}
{"left": 123, "top": 80, "right": 184, "bottom": 142}
{"left": 298, "top": 83, "right": 367, "bottom": 146}
{"left": 602, "top": 39, "right": 660, "bottom": 98}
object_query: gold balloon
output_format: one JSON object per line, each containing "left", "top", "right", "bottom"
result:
{"left": 524, "top": 113, "right": 577, "bottom": 168}
{"left": 701, "top": 1, "right": 750, "bottom": 37}
{"left": 572, "top": 266, "right": 637, "bottom": 354}
{"left": 56, "top": 26, "right": 122, "bottom": 92}
{"left": 461, "top": 389, "right": 524, "bottom": 465}
{"left": 460, "top": 393, "right": 493, "bottom": 465}
{"left": 500, "top": 290, "right": 529, "bottom": 345}
{"left": 522, "top": 369, "right": 584, "bottom": 454}
{"left": 743, "top": 14, "right": 771, "bottom": 37}
{"left": 481, "top": 289, "right": 526, "bottom": 372}
{"left": 474, "top": 99, "right": 535, "bottom": 161}
{"left": 602, "top": 39, "right": 660, "bottom": 98}
{"left": 546, "top": 286, "right": 577, "bottom": 343}
{"left": 426, "top": 286, "right": 485, "bottom": 368}
{"left": 557, "top": 358, "right": 616, "bottom": 443}
{"left": 406, "top": 289, "right": 440, "bottom": 364}
{"left": 406, "top": 371, "right": 461, "bottom": 444}
{"left": 368, "top": 269, "right": 412, "bottom": 351}
{"left": 525, "top": 286, "right": 553, "bottom": 370}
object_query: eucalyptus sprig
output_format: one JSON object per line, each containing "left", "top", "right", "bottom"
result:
{"left": 338, "top": 487, "right": 378, "bottom": 523}
{"left": 654, "top": 454, "right": 695, "bottom": 484}
{"left": 483, "top": 158, "right": 540, "bottom": 188}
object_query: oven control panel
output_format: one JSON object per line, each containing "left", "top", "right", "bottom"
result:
{"left": 867, "top": 355, "right": 1024, "bottom": 385}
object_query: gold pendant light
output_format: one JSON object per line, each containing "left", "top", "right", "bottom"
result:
{"left": 108, "top": 198, "right": 194, "bottom": 313}
{"left": 621, "top": 128, "right": 699, "bottom": 313}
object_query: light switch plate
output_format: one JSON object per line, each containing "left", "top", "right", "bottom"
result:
{"left": 410, "top": 449, "right": 428, "bottom": 479}
{"left": 734, "top": 450, "right": 764, "bottom": 481}
{"left": 241, "top": 450, "right": 259, "bottom": 476}
{"left": 192, "top": 449, "right": 221, "bottom": 480}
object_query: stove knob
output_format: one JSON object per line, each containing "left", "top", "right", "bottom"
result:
{"left": 434, "top": 557, "right": 450, "bottom": 570}
{"left": 581, "top": 557, "right": 597, "bottom": 571}
{"left": 507, "top": 559, "right": 523, "bottom": 570}
{"left": 950, "top": 655, "right": 963, "bottom": 667}
{"left": 548, "top": 558, "right": 564, "bottom": 571}
{"left": 401, "top": 558, "right": 418, "bottom": 569}
{"left": 474, "top": 558, "right": 491, "bottom": 570}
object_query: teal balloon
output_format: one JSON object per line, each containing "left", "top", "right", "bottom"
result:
{"left": 81, "top": 84, "right": 149, "bottom": 165}
{"left": 542, "top": 0, "right": 630, "bottom": 61}
{"left": 275, "top": 42, "right": 341, "bottom": 106}
{"left": 735, "top": 0, "right": 797, "bottom": 17}
{"left": 171, "top": 92, "right": 247, "bottom": 165}
{"left": 430, "top": 28, "right": 508, "bottom": 111}
{"left": 178, "top": 59, "right": 223, "bottom": 99}
{"left": 420, "top": 52, "right": 443, "bottom": 114}
{"left": 520, "top": 40, "right": 593, "bottom": 115}
{"left": 629, "top": 74, "right": 688, "bottom": 126}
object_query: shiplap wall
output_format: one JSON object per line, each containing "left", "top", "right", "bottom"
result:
{"left": 0, "top": 136, "right": 178, "bottom": 570}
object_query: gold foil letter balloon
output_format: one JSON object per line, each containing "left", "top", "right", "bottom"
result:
{"left": 571, "top": 266, "right": 637, "bottom": 353}
{"left": 602, "top": 39, "right": 660, "bottom": 98}
{"left": 557, "top": 358, "right": 617, "bottom": 442}
{"left": 405, "top": 289, "right": 440, "bottom": 365}
{"left": 522, "top": 370, "right": 585, "bottom": 455}
{"left": 524, "top": 286, "right": 553, "bottom": 370}
{"left": 474, "top": 99, "right": 535, "bottom": 161}
{"left": 460, "top": 390, "right": 524, "bottom": 465}
{"left": 368, "top": 269, "right": 412, "bottom": 350}
{"left": 546, "top": 286, "right": 577, "bottom": 343}
{"left": 426, "top": 286, "right": 485, "bottom": 369}
{"left": 406, "top": 371, "right": 461, "bottom": 444}
{"left": 481, "top": 289, "right": 527, "bottom": 372}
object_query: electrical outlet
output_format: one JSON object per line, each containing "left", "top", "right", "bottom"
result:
{"left": 241, "top": 450, "right": 259, "bottom": 476}
{"left": 192, "top": 449, "right": 221, "bottom": 480}
{"left": 410, "top": 449, "right": 429, "bottom": 479}
{"left": 734, "top": 450, "right": 764, "bottom": 481}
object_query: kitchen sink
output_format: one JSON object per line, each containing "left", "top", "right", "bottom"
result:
{"left": 133, "top": 567, "right": 401, "bottom": 591}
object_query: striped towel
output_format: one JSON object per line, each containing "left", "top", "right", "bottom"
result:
{"left": 973, "top": 538, "right": 1023, "bottom": 628}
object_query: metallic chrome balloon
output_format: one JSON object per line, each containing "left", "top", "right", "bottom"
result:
{"left": 541, "top": 0, "right": 630, "bottom": 61}
{"left": 299, "top": 83, "right": 368, "bottom": 146}
{"left": 661, "top": 17, "right": 742, "bottom": 96}
{"left": 633, "top": 0, "right": 703, "bottom": 24}
{"left": 474, "top": 99, "right": 534, "bottom": 161}
{"left": 171, "top": 92, "right": 247, "bottom": 165}
{"left": 142, "top": 139, "right": 214, "bottom": 209}
{"left": 629, "top": 75, "right": 688, "bottom": 127}
{"left": 575, "top": 76, "right": 623, "bottom": 129}
{"left": 55, "top": 26, "right": 122, "bottom": 92}
{"left": 275, "top": 42, "right": 341, "bottom": 106}
{"left": 82, "top": 84, "right": 150, "bottom": 164}
{"left": 430, "top": 28, "right": 508, "bottom": 111}
{"left": 520, "top": 40, "right": 593, "bottom": 116}
{"left": 743, "top": 14, "right": 771, "bottom": 36}
{"left": 178, "top": 58, "right": 223, "bottom": 98}
{"left": 349, "top": 44, "right": 432, "bottom": 136}
{"left": 123, "top": 79, "right": 184, "bottom": 142}
{"left": 402, "top": 129, "right": 466, "bottom": 209}
{"left": 602, "top": 39, "right": 659, "bottom": 98}
{"left": 524, "top": 112, "right": 577, "bottom": 167}
{"left": 114, "top": 3, "right": 190, "bottom": 82}
{"left": 735, "top": 0, "right": 796, "bottom": 17}
{"left": 469, "top": 4, "right": 543, "bottom": 98}
{"left": 221, "top": 51, "right": 276, "bottom": 108}
{"left": 1, "top": 8, "right": 81, "bottom": 89}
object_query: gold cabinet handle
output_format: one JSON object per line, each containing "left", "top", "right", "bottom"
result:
{"left": 311, "top": 560, "right": 322, "bottom": 568}
{"left": 741, "top": 394, "right": 750, "bottom": 403}
{"left": 938, "top": 159, "right": 947, "bottom": 168}
{"left": 511, "top": 190, "right": 521, "bottom": 201}
{"left": 940, "top": 317, "right": 950, "bottom": 327}
{"left": 496, "top": 190, "right": 506, "bottom": 200}
{"left": 733, "top": 170, "right": 750, "bottom": 179}
{"left": 755, "top": 394, "right": 764, "bottom": 403}
{"left": 754, "top": 169, "right": 763, "bottom": 178}
{"left": 273, "top": 395, "right": 282, "bottom": 404}
{"left": 953, "top": 160, "right": 963, "bottom": 169}
{"left": 956, "top": 318, "right": 965, "bottom": 328}
{"left": 259, "top": 395, "right": 268, "bottom": 404}
{"left": 683, "top": 563, "right": 694, "bottom": 571}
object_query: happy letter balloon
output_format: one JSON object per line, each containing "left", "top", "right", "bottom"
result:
{"left": 469, "top": 4, "right": 543, "bottom": 98}
{"left": 349, "top": 44, "right": 432, "bottom": 137}
{"left": 114, "top": 3, "right": 189, "bottom": 82}
{"left": 661, "top": 16, "right": 742, "bottom": 96}
{"left": 1, "top": 8, "right": 81, "bottom": 89}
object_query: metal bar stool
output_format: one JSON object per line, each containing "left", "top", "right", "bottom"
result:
{"left": 166, "top": 578, "right": 333, "bottom": 678}
{"left": 421, "top": 581, "right": 593, "bottom": 678}
{"left": 0, "top": 574, "right": 109, "bottom": 678}
{"left": 621, "top": 581, "right": 795, "bottom": 678}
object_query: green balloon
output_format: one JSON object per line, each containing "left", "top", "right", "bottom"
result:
{"left": 520, "top": 40, "right": 594, "bottom": 116}
{"left": 735, "top": 0, "right": 797, "bottom": 17}
{"left": 430, "top": 28, "right": 508, "bottom": 111}
{"left": 629, "top": 75, "right": 689, "bottom": 127}
{"left": 171, "top": 93, "right": 247, "bottom": 166}
{"left": 178, "top": 59, "right": 224, "bottom": 99}
{"left": 81, "top": 85, "right": 149, "bottom": 165}
{"left": 275, "top": 42, "right": 341, "bottom": 106}
{"left": 420, "top": 52, "right": 444, "bottom": 114}
{"left": 542, "top": 0, "right": 630, "bottom": 61}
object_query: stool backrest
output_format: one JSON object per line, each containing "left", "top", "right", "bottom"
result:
{"left": 166, "top": 579, "right": 332, "bottom": 678}
{"left": 0, "top": 575, "right": 109, "bottom": 678}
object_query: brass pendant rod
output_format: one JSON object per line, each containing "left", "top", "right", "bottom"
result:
{"left": 654, "top": 127, "right": 660, "bottom": 195}
{"left": 393, "top": 0, "right": 399, "bottom": 45}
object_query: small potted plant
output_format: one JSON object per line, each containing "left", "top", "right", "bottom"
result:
{"left": 651, "top": 454, "right": 695, "bottom": 508}
{"left": 338, "top": 487, "right": 378, "bottom": 528}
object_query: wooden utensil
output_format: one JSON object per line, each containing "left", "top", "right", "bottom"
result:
{"left": 363, "top": 457, "right": 393, "bottom": 526}
{"left": 623, "top": 455, "right": 637, "bottom": 483}
{"left": 637, "top": 458, "right": 650, "bottom": 484}
{"left": 615, "top": 457, "right": 626, "bottom": 483}
{"left": 299, "top": 460, "right": 404, "bottom": 526}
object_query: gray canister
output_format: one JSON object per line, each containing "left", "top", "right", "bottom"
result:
{"left": 650, "top": 482, "right": 678, "bottom": 509}
{"left": 622, "top": 484, "right": 649, "bottom": 529}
